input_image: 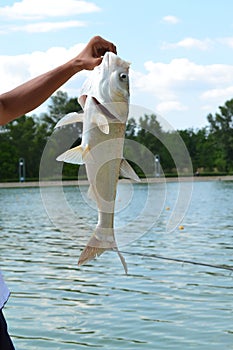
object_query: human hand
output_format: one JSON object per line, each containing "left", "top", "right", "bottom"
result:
{"left": 74, "top": 35, "right": 117, "bottom": 71}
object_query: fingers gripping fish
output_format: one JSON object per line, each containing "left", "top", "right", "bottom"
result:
{"left": 55, "top": 52, "right": 140, "bottom": 273}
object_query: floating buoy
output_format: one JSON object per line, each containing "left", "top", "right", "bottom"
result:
{"left": 179, "top": 225, "right": 184, "bottom": 230}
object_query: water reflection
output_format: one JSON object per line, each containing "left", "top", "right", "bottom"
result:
{"left": 1, "top": 182, "right": 233, "bottom": 349}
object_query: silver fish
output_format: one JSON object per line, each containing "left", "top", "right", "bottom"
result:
{"left": 55, "top": 52, "right": 140, "bottom": 273}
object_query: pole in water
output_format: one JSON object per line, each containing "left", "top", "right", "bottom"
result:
{"left": 19, "top": 157, "right": 26, "bottom": 182}
{"left": 154, "top": 154, "right": 160, "bottom": 177}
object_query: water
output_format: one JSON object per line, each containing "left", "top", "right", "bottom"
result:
{"left": 0, "top": 181, "right": 232, "bottom": 349}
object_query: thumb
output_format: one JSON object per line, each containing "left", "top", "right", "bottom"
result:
{"left": 86, "top": 57, "right": 103, "bottom": 71}
{"left": 94, "top": 57, "right": 103, "bottom": 67}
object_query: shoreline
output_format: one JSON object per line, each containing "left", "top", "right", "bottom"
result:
{"left": 0, "top": 175, "right": 233, "bottom": 188}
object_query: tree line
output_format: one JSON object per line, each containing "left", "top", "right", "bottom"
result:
{"left": 0, "top": 90, "right": 233, "bottom": 181}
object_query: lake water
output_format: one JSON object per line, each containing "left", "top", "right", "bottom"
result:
{"left": 0, "top": 180, "right": 232, "bottom": 350}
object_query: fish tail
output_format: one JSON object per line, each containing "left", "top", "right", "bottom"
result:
{"left": 78, "top": 231, "right": 128, "bottom": 274}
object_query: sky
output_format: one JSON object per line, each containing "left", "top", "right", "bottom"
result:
{"left": 1, "top": 0, "right": 233, "bottom": 130}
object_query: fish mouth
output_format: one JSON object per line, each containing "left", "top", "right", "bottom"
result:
{"left": 92, "top": 97, "right": 118, "bottom": 120}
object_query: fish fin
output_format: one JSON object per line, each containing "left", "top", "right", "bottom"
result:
{"left": 115, "top": 249, "right": 128, "bottom": 274}
{"left": 93, "top": 113, "right": 109, "bottom": 134}
{"left": 78, "top": 95, "right": 87, "bottom": 109}
{"left": 120, "top": 159, "right": 141, "bottom": 182}
{"left": 78, "top": 231, "right": 128, "bottom": 274}
{"left": 56, "top": 145, "right": 85, "bottom": 164}
{"left": 54, "top": 112, "right": 84, "bottom": 128}
{"left": 82, "top": 144, "right": 93, "bottom": 162}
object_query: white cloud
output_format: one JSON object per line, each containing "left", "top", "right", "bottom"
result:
{"left": 0, "top": 0, "right": 100, "bottom": 20}
{"left": 162, "top": 15, "right": 180, "bottom": 24}
{"left": 201, "top": 86, "right": 233, "bottom": 100}
{"left": 0, "top": 43, "right": 92, "bottom": 117}
{"left": 133, "top": 59, "right": 233, "bottom": 100}
{"left": 156, "top": 100, "right": 188, "bottom": 114}
{"left": 9, "top": 20, "right": 86, "bottom": 33}
{"left": 0, "top": 43, "right": 88, "bottom": 94}
{"left": 218, "top": 37, "right": 233, "bottom": 48}
{"left": 162, "top": 37, "right": 213, "bottom": 51}
{"left": 162, "top": 36, "right": 233, "bottom": 51}
{"left": 130, "top": 58, "right": 233, "bottom": 128}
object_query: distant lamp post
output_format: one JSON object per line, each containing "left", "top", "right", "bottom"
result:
{"left": 155, "top": 154, "right": 160, "bottom": 177}
{"left": 19, "top": 158, "right": 25, "bottom": 182}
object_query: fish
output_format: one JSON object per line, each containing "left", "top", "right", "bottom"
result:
{"left": 55, "top": 52, "right": 140, "bottom": 273}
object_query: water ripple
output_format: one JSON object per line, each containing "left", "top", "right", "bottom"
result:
{"left": 1, "top": 182, "right": 233, "bottom": 349}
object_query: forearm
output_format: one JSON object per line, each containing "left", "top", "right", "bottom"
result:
{"left": 0, "top": 58, "right": 81, "bottom": 126}
{"left": 0, "top": 35, "right": 117, "bottom": 126}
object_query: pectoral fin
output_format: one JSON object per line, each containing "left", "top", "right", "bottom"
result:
{"left": 93, "top": 113, "right": 109, "bottom": 134}
{"left": 55, "top": 112, "right": 84, "bottom": 129}
{"left": 56, "top": 144, "right": 90, "bottom": 165}
{"left": 120, "top": 159, "right": 141, "bottom": 182}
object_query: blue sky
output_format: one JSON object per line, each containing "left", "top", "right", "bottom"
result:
{"left": 1, "top": 0, "right": 233, "bottom": 129}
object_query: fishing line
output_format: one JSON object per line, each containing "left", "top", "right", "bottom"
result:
{"left": 77, "top": 244, "right": 233, "bottom": 273}
{"left": 114, "top": 249, "right": 233, "bottom": 273}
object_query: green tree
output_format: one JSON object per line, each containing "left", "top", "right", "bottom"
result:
{"left": 207, "top": 99, "right": 233, "bottom": 172}
{"left": 43, "top": 90, "right": 82, "bottom": 132}
{"left": 3, "top": 115, "right": 45, "bottom": 179}
{"left": 0, "top": 127, "right": 16, "bottom": 180}
{"left": 0, "top": 91, "right": 83, "bottom": 181}
{"left": 41, "top": 91, "right": 83, "bottom": 179}
{"left": 137, "top": 114, "right": 162, "bottom": 153}
{"left": 125, "top": 117, "right": 137, "bottom": 139}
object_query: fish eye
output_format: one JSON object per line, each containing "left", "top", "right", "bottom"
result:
{"left": 119, "top": 72, "right": 128, "bottom": 81}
